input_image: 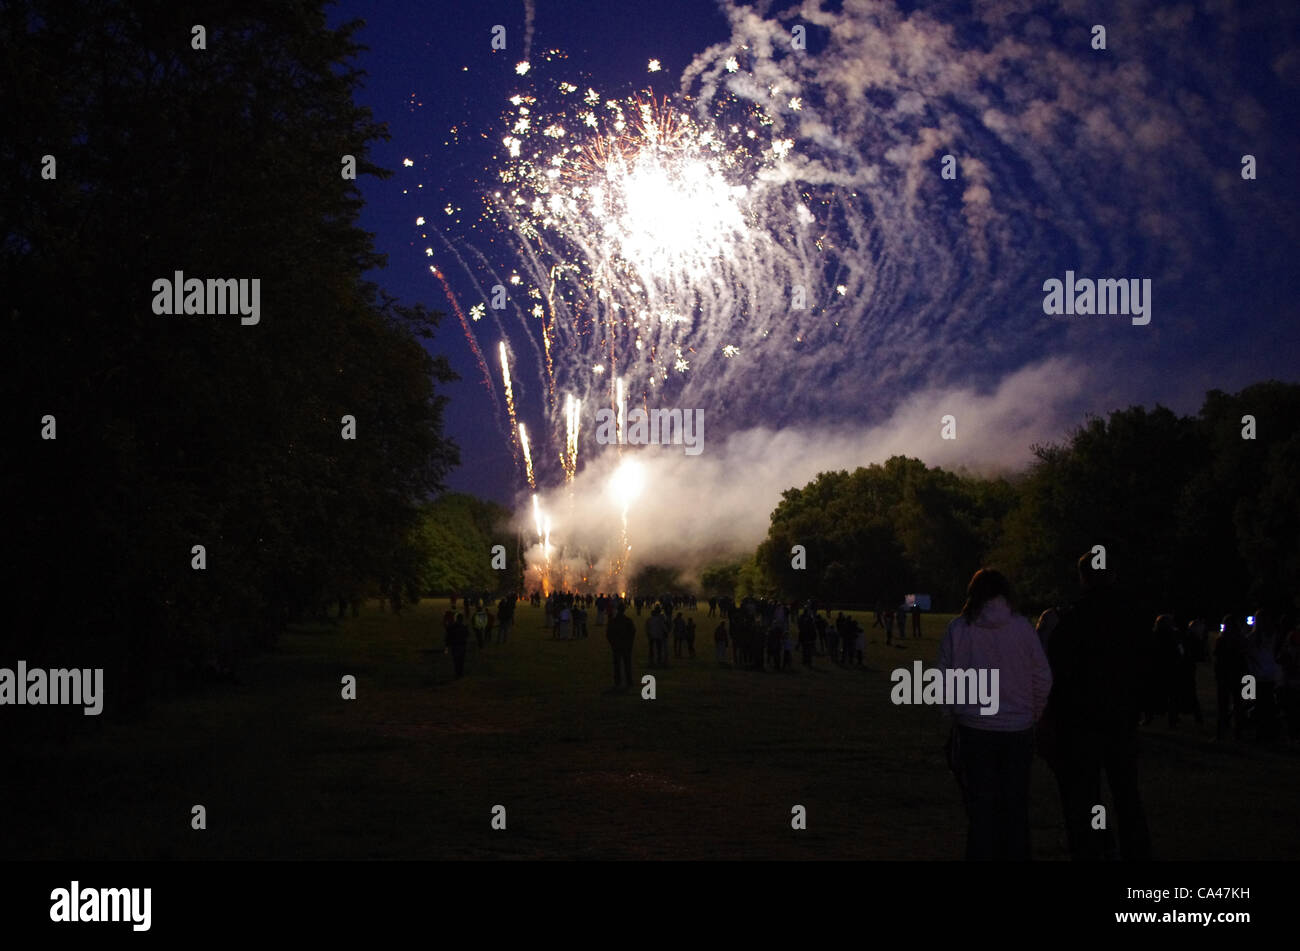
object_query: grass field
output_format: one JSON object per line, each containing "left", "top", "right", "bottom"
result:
{"left": 8, "top": 601, "right": 1299, "bottom": 860}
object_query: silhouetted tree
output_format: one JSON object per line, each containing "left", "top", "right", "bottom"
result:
{"left": 2, "top": 1, "right": 458, "bottom": 710}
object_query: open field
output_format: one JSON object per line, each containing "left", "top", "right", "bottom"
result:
{"left": 6, "top": 601, "right": 1298, "bottom": 860}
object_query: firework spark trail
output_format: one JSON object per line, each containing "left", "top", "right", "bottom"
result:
{"left": 561, "top": 392, "right": 581, "bottom": 481}
{"left": 499, "top": 341, "right": 520, "bottom": 467}
{"left": 518, "top": 422, "right": 536, "bottom": 489}
{"left": 531, "top": 492, "right": 544, "bottom": 541}
{"left": 607, "top": 458, "right": 643, "bottom": 594}
{"left": 570, "top": 395, "right": 580, "bottom": 475}
{"left": 463, "top": 243, "right": 549, "bottom": 371}
{"left": 428, "top": 264, "right": 501, "bottom": 420}
{"left": 615, "top": 376, "right": 625, "bottom": 445}
{"left": 542, "top": 513, "right": 553, "bottom": 594}
{"left": 521, "top": 0, "right": 535, "bottom": 63}
{"left": 437, "top": 227, "right": 544, "bottom": 366}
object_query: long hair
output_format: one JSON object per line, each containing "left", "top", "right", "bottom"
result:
{"left": 959, "top": 568, "right": 1012, "bottom": 623}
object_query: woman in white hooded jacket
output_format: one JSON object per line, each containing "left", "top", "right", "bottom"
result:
{"left": 938, "top": 568, "right": 1052, "bottom": 860}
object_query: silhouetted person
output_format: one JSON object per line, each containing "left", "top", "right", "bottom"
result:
{"left": 1246, "top": 613, "right": 1282, "bottom": 741}
{"left": 1151, "top": 614, "right": 1182, "bottom": 727}
{"left": 850, "top": 619, "right": 865, "bottom": 666}
{"left": 798, "top": 610, "right": 817, "bottom": 667}
{"left": 747, "top": 616, "right": 764, "bottom": 670}
{"left": 714, "top": 621, "right": 729, "bottom": 663}
{"left": 497, "top": 596, "right": 515, "bottom": 644}
{"left": 911, "top": 603, "right": 922, "bottom": 638}
{"left": 1279, "top": 617, "right": 1300, "bottom": 740}
{"left": 1215, "top": 614, "right": 1249, "bottom": 740}
{"left": 1032, "top": 605, "right": 1072, "bottom": 836}
{"left": 1046, "top": 555, "right": 1152, "bottom": 861}
{"left": 446, "top": 613, "right": 469, "bottom": 678}
{"left": 607, "top": 600, "right": 636, "bottom": 690}
{"left": 1137, "top": 615, "right": 1171, "bottom": 725}
{"left": 730, "top": 606, "right": 745, "bottom": 666}
{"left": 766, "top": 624, "right": 782, "bottom": 670}
{"left": 938, "top": 568, "right": 1051, "bottom": 861}
{"left": 1174, "top": 618, "right": 1206, "bottom": 728}
{"left": 1035, "top": 608, "right": 1060, "bottom": 652}
{"left": 645, "top": 605, "right": 668, "bottom": 666}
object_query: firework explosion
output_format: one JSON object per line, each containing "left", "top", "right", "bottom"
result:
{"left": 416, "top": 0, "right": 1286, "bottom": 593}
{"left": 425, "top": 46, "right": 843, "bottom": 591}
{"left": 487, "top": 82, "right": 830, "bottom": 417}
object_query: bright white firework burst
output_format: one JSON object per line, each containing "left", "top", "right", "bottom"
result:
{"left": 486, "top": 89, "right": 831, "bottom": 422}
{"left": 433, "top": 45, "right": 870, "bottom": 591}
{"left": 608, "top": 456, "right": 646, "bottom": 511}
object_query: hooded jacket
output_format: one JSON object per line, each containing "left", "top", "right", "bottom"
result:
{"left": 937, "top": 596, "right": 1052, "bottom": 731}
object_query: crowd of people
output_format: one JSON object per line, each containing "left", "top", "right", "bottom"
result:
{"left": 440, "top": 594, "right": 516, "bottom": 678}
{"left": 595, "top": 593, "right": 891, "bottom": 687}
{"left": 937, "top": 556, "right": 1300, "bottom": 861}
{"left": 439, "top": 588, "right": 914, "bottom": 686}
{"left": 435, "top": 570, "right": 1299, "bottom": 862}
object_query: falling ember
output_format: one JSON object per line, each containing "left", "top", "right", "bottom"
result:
{"left": 518, "top": 422, "right": 536, "bottom": 490}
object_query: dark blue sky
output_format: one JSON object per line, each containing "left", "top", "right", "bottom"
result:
{"left": 330, "top": 1, "right": 1300, "bottom": 507}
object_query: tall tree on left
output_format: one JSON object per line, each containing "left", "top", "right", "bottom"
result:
{"left": 0, "top": 1, "right": 460, "bottom": 713}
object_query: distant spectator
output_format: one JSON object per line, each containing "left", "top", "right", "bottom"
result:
{"left": 607, "top": 600, "right": 636, "bottom": 690}
{"left": 472, "top": 603, "right": 490, "bottom": 649}
{"left": 645, "top": 605, "right": 668, "bottom": 666}
{"left": 446, "top": 613, "right": 469, "bottom": 679}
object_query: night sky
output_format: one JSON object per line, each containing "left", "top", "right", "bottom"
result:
{"left": 328, "top": 0, "right": 1300, "bottom": 518}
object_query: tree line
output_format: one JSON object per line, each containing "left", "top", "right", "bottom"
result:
{"left": 702, "top": 382, "right": 1299, "bottom": 621}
